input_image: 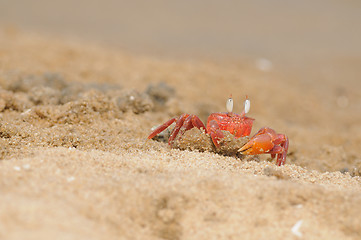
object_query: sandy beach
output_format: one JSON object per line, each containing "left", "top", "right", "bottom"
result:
{"left": 0, "top": 25, "right": 361, "bottom": 240}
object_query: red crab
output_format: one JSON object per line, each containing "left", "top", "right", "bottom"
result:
{"left": 148, "top": 96, "right": 289, "bottom": 166}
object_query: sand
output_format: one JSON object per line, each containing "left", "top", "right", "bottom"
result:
{"left": 0, "top": 29, "right": 361, "bottom": 240}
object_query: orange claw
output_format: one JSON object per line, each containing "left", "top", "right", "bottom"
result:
{"left": 239, "top": 127, "right": 289, "bottom": 166}
{"left": 239, "top": 133, "right": 275, "bottom": 155}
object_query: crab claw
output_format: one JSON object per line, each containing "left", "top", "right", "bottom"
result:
{"left": 238, "top": 127, "right": 289, "bottom": 166}
{"left": 239, "top": 133, "right": 275, "bottom": 155}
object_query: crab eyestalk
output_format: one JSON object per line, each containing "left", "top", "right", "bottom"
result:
{"left": 244, "top": 96, "right": 250, "bottom": 114}
{"left": 239, "top": 96, "right": 251, "bottom": 117}
{"left": 226, "top": 95, "right": 233, "bottom": 113}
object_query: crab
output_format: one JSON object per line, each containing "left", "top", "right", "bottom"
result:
{"left": 148, "top": 96, "right": 289, "bottom": 166}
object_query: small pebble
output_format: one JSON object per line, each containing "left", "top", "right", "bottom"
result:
{"left": 22, "top": 164, "right": 31, "bottom": 170}
{"left": 67, "top": 176, "right": 75, "bottom": 182}
{"left": 291, "top": 220, "right": 303, "bottom": 237}
{"left": 13, "top": 166, "right": 21, "bottom": 171}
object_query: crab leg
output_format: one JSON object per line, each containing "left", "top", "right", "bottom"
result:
{"left": 191, "top": 115, "right": 207, "bottom": 130}
{"left": 207, "top": 120, "right": 225, "bottom": 148}
{"left": 179, "top": 115, "right": 206, "bottom": 132}
{"left": 173, "top": 115, "right": 207, "bottom": 145}
{"left": 168, "top": 113, "right": 190, "bottom": 146}
{"left": 265, "top": 133, "right": 289, "bottom": 165}
{"left": 276, "top": 134, "right": 289, "bottom": 166}
{"left": 148, "top": 114, "right": 207, "bottom": 147}
{"left": 178, "top": 115, "right": 194, "bottom": 135}
{"left": 148, "top": 117, "right": 177, "bottom": 139}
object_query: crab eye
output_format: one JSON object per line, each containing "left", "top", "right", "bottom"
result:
{"left": 244, "top": 98, "right": 250, "bottom": 114}
{"left": 226, "top": 97, "right": 233, "bottom": 113}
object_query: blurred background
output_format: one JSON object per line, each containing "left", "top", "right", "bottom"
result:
{"left": 1, "top": 0, "right": 361, "bottom": 71}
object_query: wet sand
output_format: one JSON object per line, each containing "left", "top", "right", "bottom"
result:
{"left": 0, "top": 29, "right": 361, "bottom": 239}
